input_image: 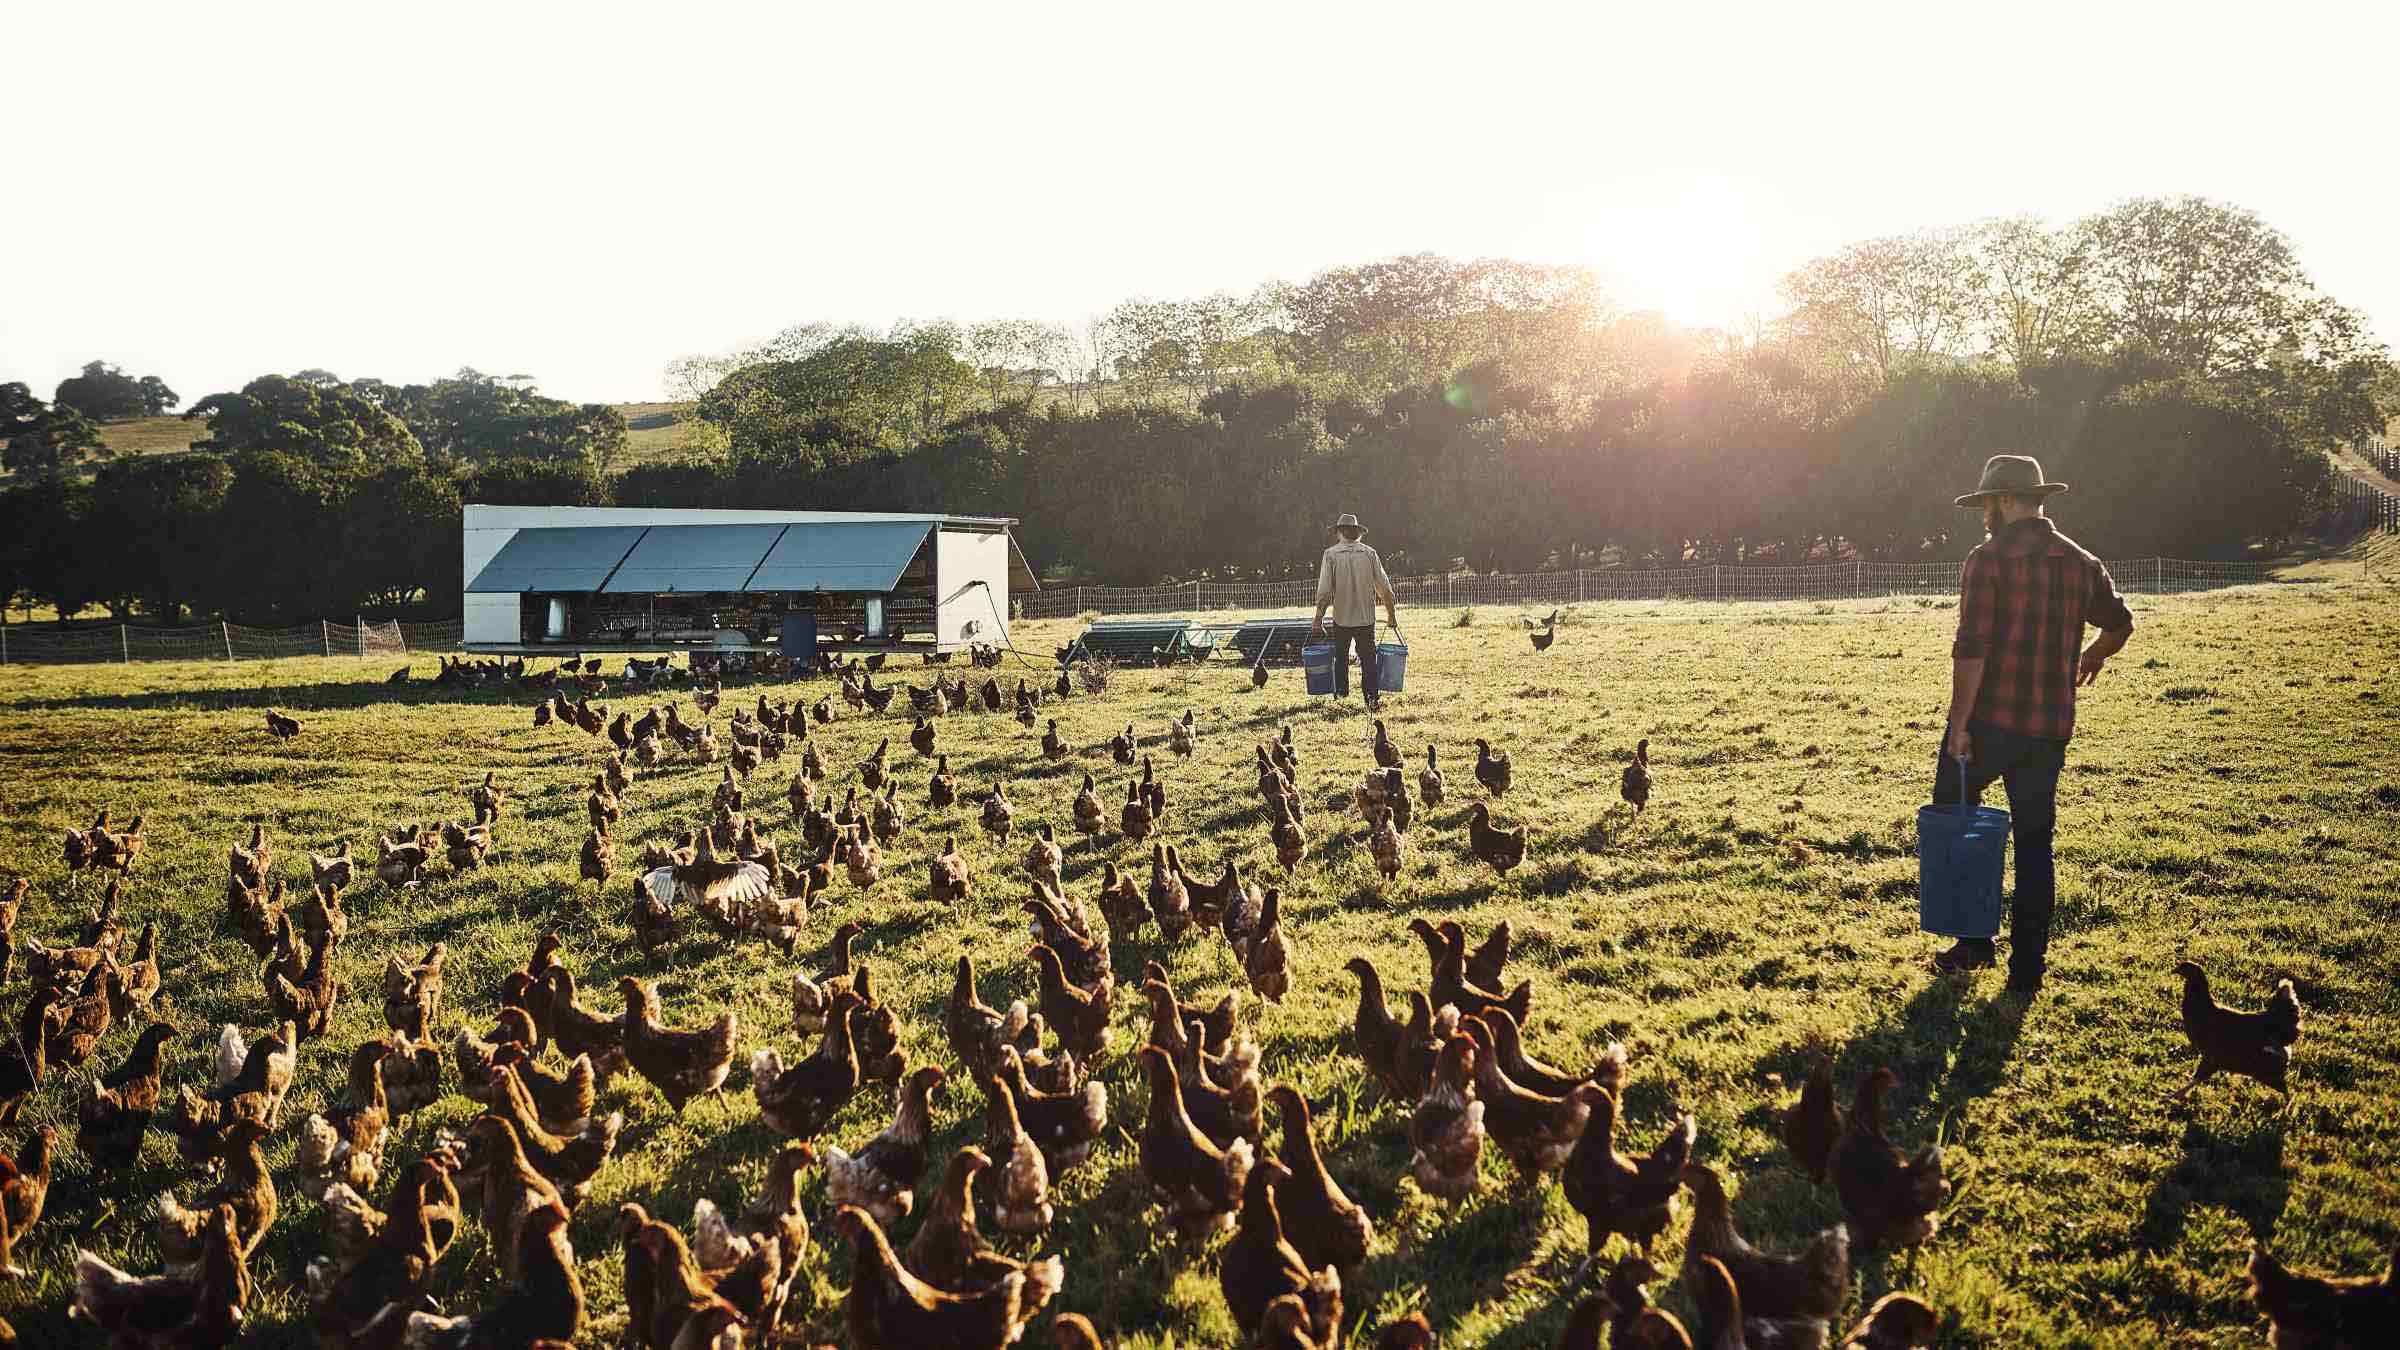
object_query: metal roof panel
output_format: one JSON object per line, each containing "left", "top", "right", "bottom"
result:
{"left": 600, "top": 523, "right": 791, "bottom": 594}
{"left": 745, "top": 521, "right": 934, "bottom": 593}
{"left": 465, "top": 526, "right": 649, "bottom": 593}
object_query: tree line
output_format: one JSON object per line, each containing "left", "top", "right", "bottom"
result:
{"left": 2, "top": 195, "right": 2391, "bottom": 622}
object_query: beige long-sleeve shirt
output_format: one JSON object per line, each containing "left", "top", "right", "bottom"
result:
{"left": 1316, "top": 540, "right": 1393, "bottom": 628}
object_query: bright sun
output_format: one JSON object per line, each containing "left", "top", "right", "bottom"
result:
{"left": 1525, "top": 174, "right": 1802, "bottom": 331}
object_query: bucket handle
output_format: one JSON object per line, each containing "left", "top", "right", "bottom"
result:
{"left": 1954, "top": 754, "right": 1973, "bottom": 817}
{"left": 1252, "top": 626, "right": 1276, "bottom": 673}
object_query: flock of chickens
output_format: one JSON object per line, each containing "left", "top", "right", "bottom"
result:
{"left": 0, "top": 639, "right": 2387, "bottom": 1349}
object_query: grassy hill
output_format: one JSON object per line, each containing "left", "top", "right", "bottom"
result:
{"left": 25, "top": 402, "right": 713, "bottom": 481}
{"left": 0, "top": 583, "right": 2395, "bottom": 1345}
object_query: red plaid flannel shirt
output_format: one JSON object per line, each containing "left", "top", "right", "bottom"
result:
{"left": 1952, "top": 517, "right": 2134, "bottom": 741}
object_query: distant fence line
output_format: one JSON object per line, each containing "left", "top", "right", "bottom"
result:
{"left": 0, "top": 558, "right": 2291, "bottom": 665}
{"left": 1012, "top": 557, "right": 2276, "bottom": 621}
{"left": 0, "top": 619, "right": 464, "bottom": 665}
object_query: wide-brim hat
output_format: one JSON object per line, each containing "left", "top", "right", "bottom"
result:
{"left": 1954, "top": 454, "right": 2069, "bottom": 507}
{"left": 1325, "top": 512, "right": 1368, "bottom": 540}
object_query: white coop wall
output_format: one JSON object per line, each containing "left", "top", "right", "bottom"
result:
{"left": 935, "top": 529, "right": 1013, "bottom": 650}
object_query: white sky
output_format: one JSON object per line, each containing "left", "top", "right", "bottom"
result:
{"left": 5, "top": 0, "right": 2395, "bottom": 406}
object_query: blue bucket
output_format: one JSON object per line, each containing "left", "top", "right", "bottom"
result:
{"left": 1376, "top": 640, "right": 1408, "bottom": 692}
{"left": 1917, "top": 759, "right": 2008, "bottom": 938}
{"left": 1302, "top": 643, "right": 1336, "bottom": 695}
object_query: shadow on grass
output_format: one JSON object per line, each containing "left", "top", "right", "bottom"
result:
{"left": 2136, "top": 1113, "right": 2290, "bottom": 1250}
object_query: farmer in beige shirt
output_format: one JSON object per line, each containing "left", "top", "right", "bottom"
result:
{"left": 1311, "top": 512, "right": 1399, "bottom": 709}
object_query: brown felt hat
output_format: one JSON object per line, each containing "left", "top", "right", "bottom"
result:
{"left": 1954, "top": 455, "right": 2069, "bottom": 507}
{"left": 1325, "top": 512, "right": 1368, "bottom": 540}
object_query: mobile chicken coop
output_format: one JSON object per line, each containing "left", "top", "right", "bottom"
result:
{"left": 460, "top": 505, "right": 1035, "bottom": 658}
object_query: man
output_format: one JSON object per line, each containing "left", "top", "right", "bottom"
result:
{"left": 1935, "top": 455, "right": 2135, "bottom": 992}
{"left": 1311, "top": 512, "right": 1399, "bottom": 710}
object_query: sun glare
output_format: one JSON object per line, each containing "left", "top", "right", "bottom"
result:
{"left": 1524, "top": 174, "right": 1810, "bottom": 331}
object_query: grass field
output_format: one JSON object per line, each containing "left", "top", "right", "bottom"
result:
{"left": 0, "top": 579, "right": 2396, "bottom": 1346}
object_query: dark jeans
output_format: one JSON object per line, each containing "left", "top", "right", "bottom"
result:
{"left": 1328, "top": 624, "right": 1379, "bottom": 700}
{"left": 1931, "top": 722, "right": 2066, "bottom": 980}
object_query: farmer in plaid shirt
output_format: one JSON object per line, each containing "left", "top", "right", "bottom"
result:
{"left": 1935, "top": 455, "right": 2136, "bottom": 991}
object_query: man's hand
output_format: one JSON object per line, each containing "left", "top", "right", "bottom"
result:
{"left": 1944, "top": 723, "right": 1972, "bottom": 762}
{"left": 1310, "top": 618, "right": 1325, "bottom": 638}
{"left": 2076, "top": 648, "right": 2109, "bottom": 687}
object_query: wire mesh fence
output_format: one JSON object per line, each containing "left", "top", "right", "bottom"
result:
{"left": 1014, "top": 556, "right": 2279, "bottom": 621}
{"left": 0, "top": 617, "right": 449, "bottom": 665}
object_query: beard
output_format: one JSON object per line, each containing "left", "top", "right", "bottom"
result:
{"left": 1983, "top": 500, "right": 2005, "bottom": 538}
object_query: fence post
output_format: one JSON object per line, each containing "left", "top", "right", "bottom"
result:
{"left": 120, "top": 625, "right": 130, "bottom": 663}
{"left": 1194, "top": 581, "right": 1203, "bottom": 610}
{"left": 1076, "top": 586, "right": 1085, "bottom": 614}
{"left": 222, "top": 621, "right": 233, "bottom": 661}
{"left": 1, "top": 626, "right": 8, "bottom": 665}
{"left": 1712, "top": 565, "right": 1722, "bottom": 600}
{"left": 1855, "top": 560, "right": 1865, "bottom": 596}
{"left": 320, "top": 621, "right": 331, "bottom": 657}
{"left": 1577, "top": 570, "right": 1586, "bottom": 603}
{"left": 1447, "top": 576, "right": 1455, "bottom": 606}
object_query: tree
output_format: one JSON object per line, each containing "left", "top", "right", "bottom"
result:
{"left": 137, "top": 374, "right": 180, "bottom": 416}
{"left": 964, "top": 318, "right": 1075, "bottom": 406}
{"left": 345, "top": 461, "right": 463, "bottom": 605}
{"left": 697, "top": 328, "right": 979, "bottom": 461}
{"left": 87, "top": 455, "right": 235, "bottom": 621}
{"left": 463, "top": 456, "right": 607, "bottom": 507}
{"left": 53, "top": 360, "right": 152, "bottom": 420}
{"left": 1778, "top": 230, "right": 1984, "bottom": 382}
{"left": 395, "top": 370, "right": 626, "bottom": 465}
{"left": 188, "top": 373, "right": 422, "bottom": 469}
{"left": 2, "top": 401, "right": 105, "bottom": 478}
{"left": 1969, "top": 217, "right": 2102, "bottom": 373}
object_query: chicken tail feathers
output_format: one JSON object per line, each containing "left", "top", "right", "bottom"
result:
{"left": 2265, "top": 979, "right": 2302, "bottom": 1046}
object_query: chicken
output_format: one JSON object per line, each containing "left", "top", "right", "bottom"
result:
{"left": 1473, "top": 737, "right": 1512, "bottom": 795}
{"left": 404, "top": 1199, "right": 583, "bottom": 1348}
{"left": 1267, "top": 1084, "right": 1373, "bottom": 1282}
{"left": 828, "top": 1065, "right": 945, "bottom": 1225}
{"left": 72, "top": 1202, "right": 250, "bottom": 1348}
{"left": 228, "top": 822, "right": 271, "bottom": 887}
{"left": 1139, "top": 963, "right": 1244, "bottom": 1063}
{"left": 1364, "top": 806, "right": 1406, "bottom": 882}
{"left": 297, "top": 1054, "right": 389, "bottom": 1203}
{"left": 1461, "top": 1014, "right": 1593, "bottom": 1177}
{"left": 1342, "top": 957, "right": 1409, "bottom": 1099}
{"left": 621, "top": 976, "right": 737, "bottom": 1113}
{"left": 1621, "top": 739, "right": 1652, "bottom": 813}
{"left": 1466, "top": 802, "right": 1527, "bottom": 875}
{"left": 1841, "top": 1293, "right": 1941, "bottom": 1349}
{"left": 1137, "top": 1044, "right": 1255, "bottom": 1236}
{"left": 440, "top": 819, "right": 493, "bottom": 871}
{"left": 995, "top": 1045, "right": 1107, "bottom": 1176}
{"left": 1484, "top": 1006, "right": 1626, "bottom": 1100}
{"left": 207, "top": 1018, "right": 299, "bottom": 1129}
{"left": 1831, "top": 1067, "right": 1948, "bottom": 1252}
{"left": 1409, "top": 1033, "right": 1487, "bottom": 1202}
{"left": 621, "top": 1204, "right": 745, "bottom": 1350}
{"left": 1248, "top": 887, "right": 1292, "bottom": 1003}
{"left": 487, "top": 1041, "right": 598, "bottom": 1138}
{"left": 1783, "top": 1051, "right": 1843, "bottom": 1186}
{"left": 1121, "top": 781, "right": 1154, "bottom": 843}
{"left": 1139, "top": 755, "right": 1167, "bottom": 822}
{"left": 1031, "top": 943, "right": 1113, "bottom": 1060}
{"left": 312, "top": 838, "right": 357, "bottom": 891}
{"left": 946, "top": 954, "right": 1044, "bottom": 1078}
{"left": 375, "top": 834, "right": 429, "bottom": 890}
{"left": 753, "top": 994, "right": 861, "bottom": 1139}
{"left": 453, "top": 1115, "right": 567, "bottom": 1283}
{"left": 47, "top": 960, "right": 120, "bottom": 1068}
{"left": 1108, "top": 723, "right": 1135, "bottom": 764}
{"left": 542, "top": 966, "right": 626, "bottom": 1077}
{"left": 1270, "top": 792, "right": 1308, "bottom": 874}
{"left": 263, "top": 923, "right": 341, "bottom": 1041}
{"left": 306, "top": 1164, "right": 459, "bottom": 1345}
{"left": 1147, "top": 843, "right": 1191, "bottom": 938}
{"left": 293, "top": 881, "right": 348, "bottom": 949}
{"left": 2171, "top": 960, "right": 2303, "bottom": 1100}
{"left": 839, "top": 1204, "right": 1056, "bottom": 1350}
{"left": 1561, "top": 1087, "right": 1696, "bottom": 1272}
{"left": 905, "top": 1148, "right": 1067, "bottom": 1316}
{"left": 108, "top": 922, "right": 162, "bottom": 1023}
{"left": 355, "top": 1032, "right": 445, "bottom": 1120}
{"left": 2246, "top": 1242, "right": 2394, "bottom": 1349}
{"left": 1682, "top": 1162, "right": 1848, "bottom": 1335}
{"left": 1026, "top": 890, "right": 1110, "bottom": 989}
{"left": 1095, "top": 862, "right": 1147, "bottom": 946}
{"left": 77, "top": 1022, "right": 176, "bottom": 1182}
{"left": 381, "top": 942, "right": 446, "bottom": 1039}
{"left": 0, "top": 1126, "right": 55, "bottom": 1275}
{"left": 92, "top": 813, "right": 148, "bottom": 874}
{"left": 1688, "top": 1254, "right": 1750, "bottom": 1350}
{"left": 1170, "top": 709, "right": 1198, "bottom": 757}
{"left": 984, "top": 1074, "right": 1053, "bottom": 1234}
{"left": 1222, "top": 1159, "right": 1344, "bottom": 1346}
{"left": 692, "top": 1145, "right": 813, "bottom": 1333}
{"left": 1370, "top": 717, "right": 1402, "bottom": 770}
{"left": 1411, "top": 917, "right": 1534, "bottom": 1026}
{"left": 159, "top": 1116, "right": 275, "bottom": 1266}
{"left": 848, "top": 962, "right": 909, "bottom": 1084}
